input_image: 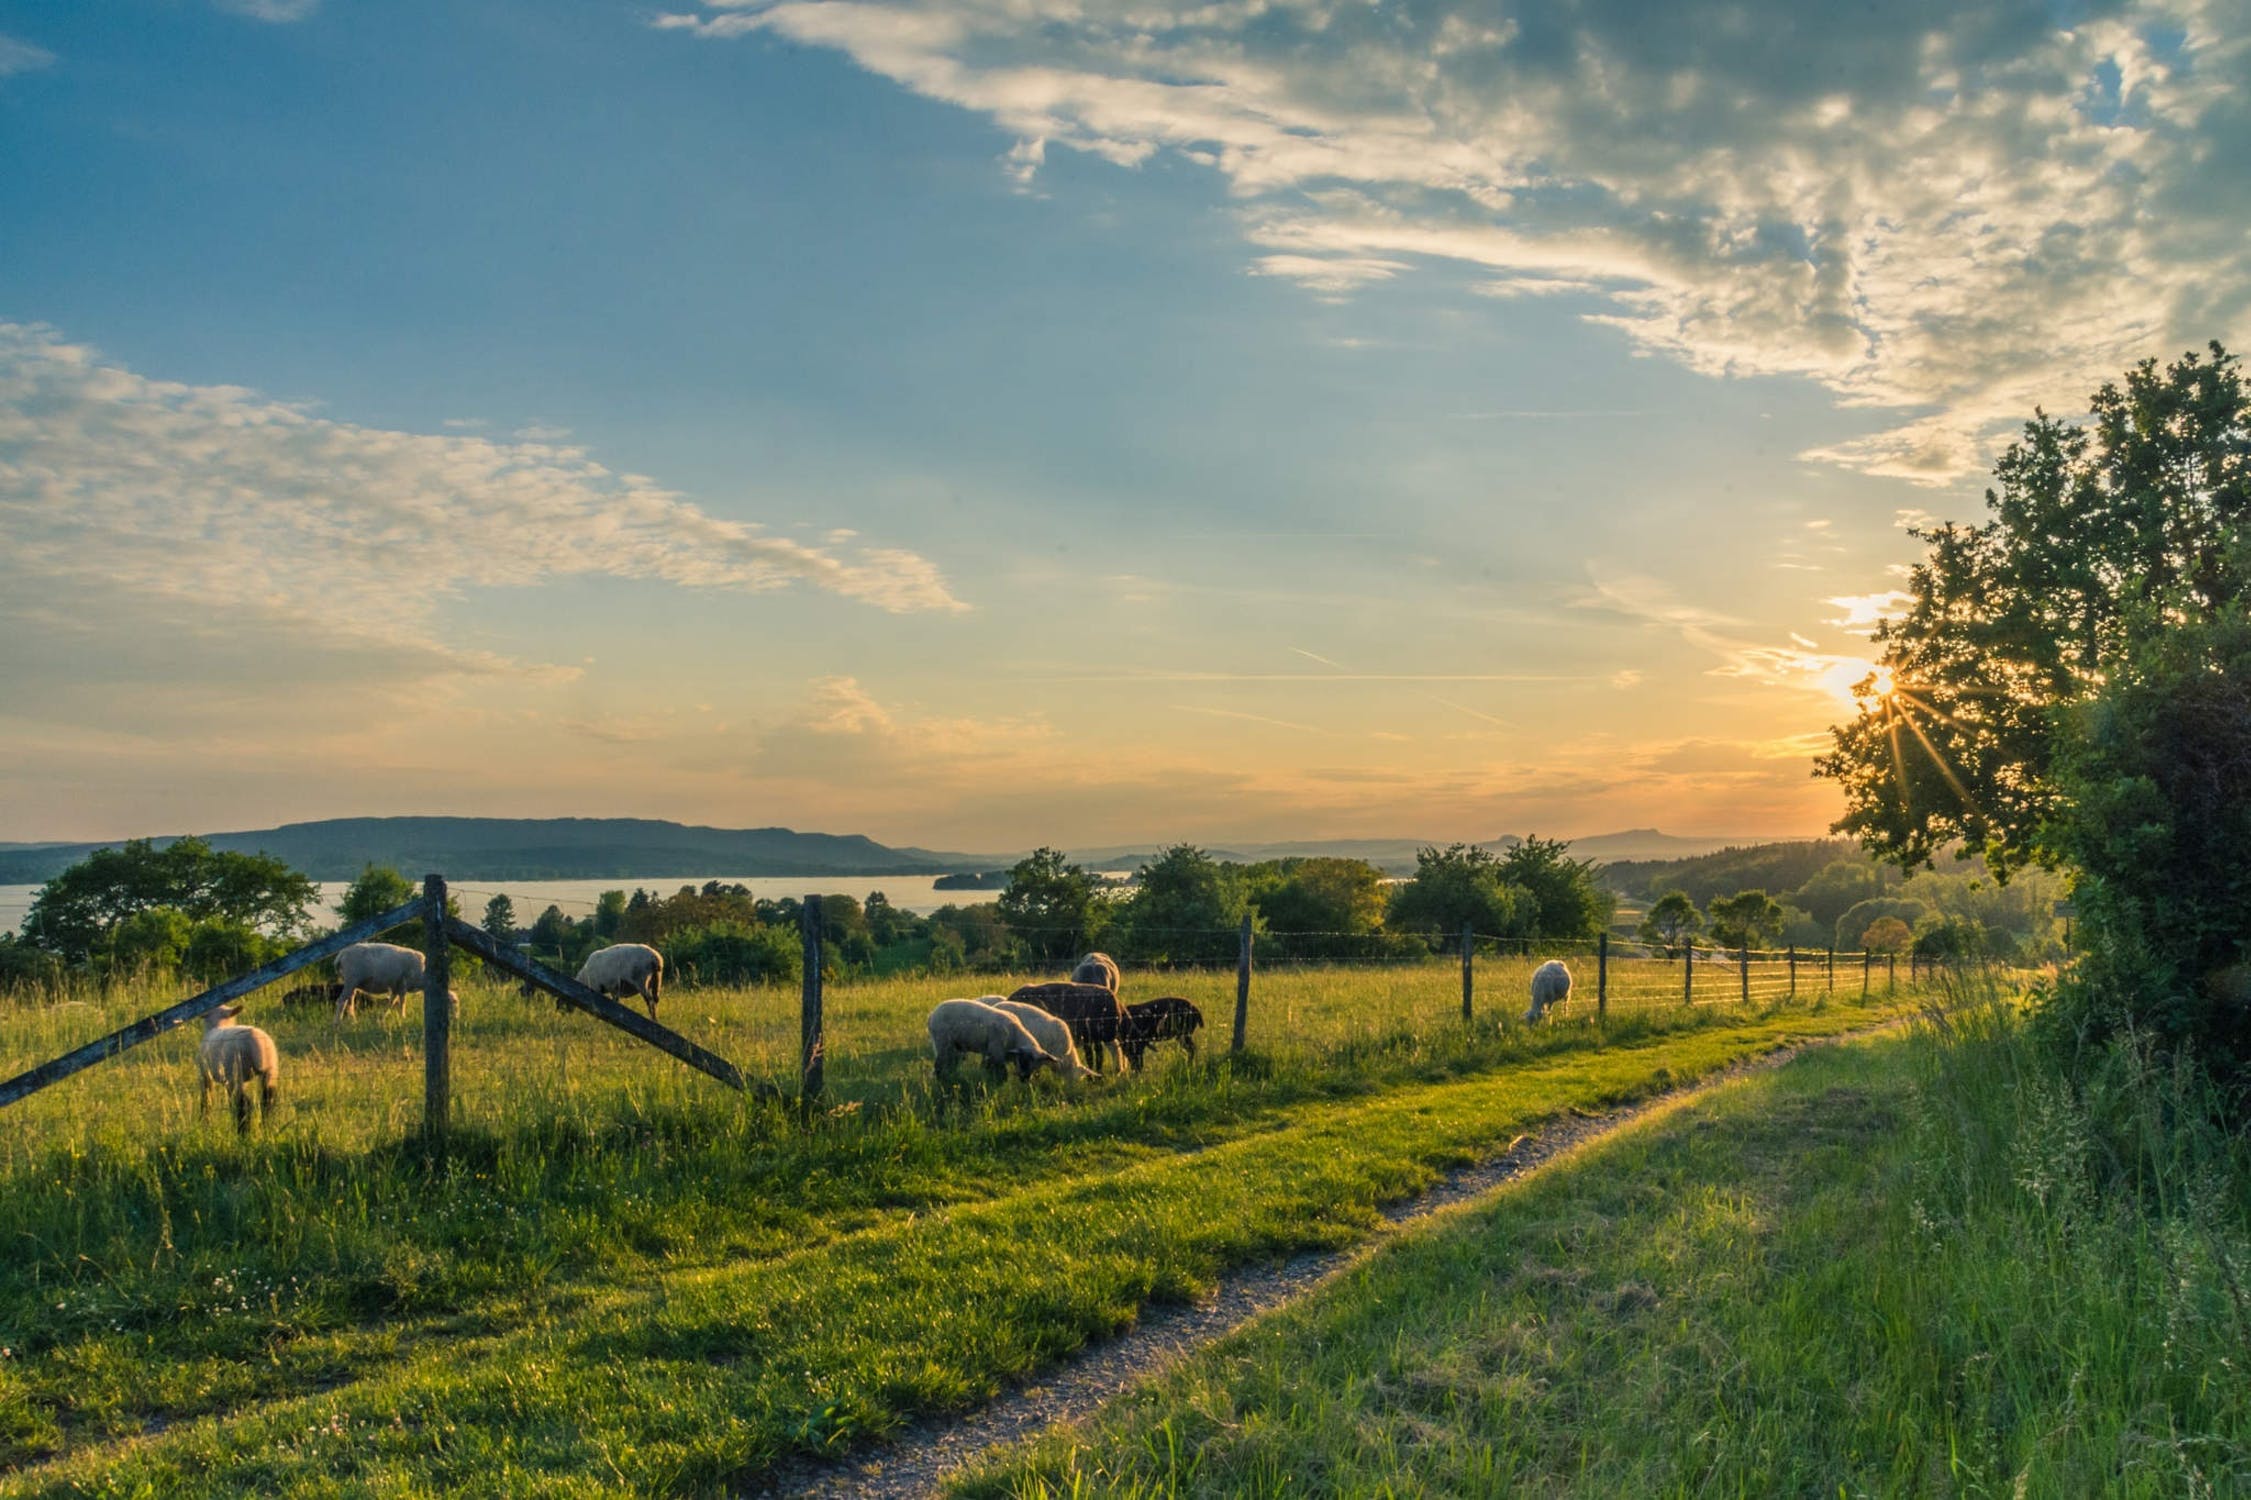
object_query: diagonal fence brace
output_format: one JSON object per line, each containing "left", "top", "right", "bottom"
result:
{"left": 443, "top": 918, "right": 767, "bottom": 1097}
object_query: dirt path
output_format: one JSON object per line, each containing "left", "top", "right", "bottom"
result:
{"left": 749, "top": 1022, "right": 1904, "bottom": 1499}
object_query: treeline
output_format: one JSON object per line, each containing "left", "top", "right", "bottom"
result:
{"left": 0, "top": 836, "right": 1617, "bottom": 992}
{"left": 514, "top": 838, "right": 1616, "bottom": 982}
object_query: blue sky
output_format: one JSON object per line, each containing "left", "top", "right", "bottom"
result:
{"left": 2, "top": 0, "right": 2243, "bottom": 849}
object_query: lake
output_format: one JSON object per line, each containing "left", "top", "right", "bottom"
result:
{"left": 0, "top": 874, "right": 1005, "bottom": 939}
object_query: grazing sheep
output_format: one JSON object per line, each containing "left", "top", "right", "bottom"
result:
{"left": 1119, "top": 996, "right": 1204, "bottom": 1070}
{"left": 279, "top": 981, "right": 342, "bottom": 1009}
{"left": 576, "top": 943, "right": 664, "bottom": 1019}
{"left": 991, "top": 998, "right": 1097, "bottom": 1081}
{"left": 1006, "top": 981, "right": 1128, "bottom": 1072}
{"left": 1526, "top": 959, "right": 1572, "bottom": 1022}
{"left": 199, "top": 1004, "right": 279, "bottom": 1132}
{"left": 927, "top": 998, "right": 1061, "bottom": 1082}
{"left": 1068, "top": 951, "right": 1121, "bottom": 996}
{"left": 335, "top": 942, "right": 457, "bottom": 1020}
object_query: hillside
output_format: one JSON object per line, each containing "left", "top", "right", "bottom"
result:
{"left": 0, "top": 817, "right": 993, "bottom": 884}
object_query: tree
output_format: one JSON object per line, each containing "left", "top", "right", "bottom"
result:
{"left": 1387, "top": 845, "right": 1533, "bottom": 948}
{"left": 1708, "top": 889, "right": 1786, "bottom": 950}
{"left": 594, "top": 890, "right": 628, "bottom": 939}
{"left": 1637, "top": 890, "right": 1704, "bottom": 956}
{"left": 481, "top": 893, "right": 519, "bottom": 944}
{"left": 1861, "top": 916, "right": 1914, "bottom": 954}
{"left": 338, "top": 864, "right": 417, "bottom": 925}
{"left": 1497, "top": 836, "right": 1615, "bottom": 939}
{"left": 996, "top": 847, "right": 1104, "bottom": 964}
{"left": 1820, "top": 343, "right": 2251, "bottom": 878}
{"left": 1790, "top": 859, "right": 1889, "bottom": 930}
{"left": 1252, "top": 857, "right": 1392, "bottom": 958}
{"left": 527, "top": 904, "right": 581, "bottom": 962}
{"left": 1114, "top": 844, "right": 1251, "bottom": 964}
{"left": 22, "top": 837, "right": 320, "bottom": 963}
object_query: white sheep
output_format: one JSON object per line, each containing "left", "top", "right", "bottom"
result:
{"left": 335, "top": 942, "right": 457, "bottom": 1020}
{"left": 1526, "top": 959, "right": 1572, "bottom": 1022}
{"left": 1069, "top": 951, "right": 1121, "bottom": 995}
{"left": 576, "top": 943, "right": 664, "bottom": 1019}
{"left": 199, "top": 1003, "right": 279, "bottom": 1131}
{"left": 991, "top": 997, "right": 1096, "bottom": 1081}
{"left": 927, "top": 998, "right": 1061, "bottom": 1082}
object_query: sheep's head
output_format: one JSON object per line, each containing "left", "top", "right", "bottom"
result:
{"left": 204, "top": 1003, "right": 242, "bottom": 1030}
{"left": 1012, "top": 1046, "right": 1061, "bottom": 1080}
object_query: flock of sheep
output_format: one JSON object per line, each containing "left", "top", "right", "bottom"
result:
{"left": 191, "top": 938, "right": 1575, "bottom": 1129}
{"left": 926, "top": 951, "right": 1206, "bottom": 1083}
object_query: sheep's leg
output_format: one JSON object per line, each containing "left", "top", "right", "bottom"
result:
{"left": 1180, "top": 1032, "right": 1197, "bottom": 1058}
{"left": 199, "top": 1072, "right": 211, "bottom": 1117}
{"left": 232, "top": 1083, "right": 252, "bottom": 1134}
{"left": 334, "top": 987, "right": 356, "bottom": 1021}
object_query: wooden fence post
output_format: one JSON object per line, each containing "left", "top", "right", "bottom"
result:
{"left": 1460, "top": 923, "right": 1474, "bottom": 1023}
{"left": 1739, "top": 940, "right": 1750, "bottom": 1005}
{"left": 1863, "top": 948, "right": 1872, "bottom": 997}
{"left": 1684, "top": 940, "right": 1694, "bottom": 1006}
{"left": 1597, "top": 932, "right": 1608, "bottom": 1022}
{"left": 800, "top": 896, "right": 824, "bottom": 1105}
{"left": 1827, "top": 945, "right": 1836, "bottom": 992}
{"left": 422, "top": 874, "right": 452, "bottom": 1144}
{"left": 1232, "top": 914, "right": 1253, "bottom": 1055}
{"left": 1888, "top": 953, "right": 1898, "bottom": 994}
{"left": 1787, "top": 943, "right": 1797, "bottom": 999}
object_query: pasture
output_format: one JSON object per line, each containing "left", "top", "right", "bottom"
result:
{"left": 0, "top": 959, "right": 1924, "bottom": 1495}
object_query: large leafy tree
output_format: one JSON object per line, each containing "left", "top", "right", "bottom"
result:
{"left": 1387, "top": 844, "right": 1532, "bottom": 948}
{"left": 1708, "top": 890, "right": 1787, "bottom": 950}
{"left": 1819, "top": 343, "right": 2251, "bottom": 878}
{"left": 1114, "top": 844, "right": 1252, "bottom": 964}
{"left": 1497, "top": 836, "right": 1615, "bottom": 939}
{"left": 996, "top": 847, "right": 1105, "bottom": 965}
{"left": 23, "top": 837, "right": 320, "bottom": 962}
{"left": 1819, "top": 343, "right": 2251, "bottom": 1069}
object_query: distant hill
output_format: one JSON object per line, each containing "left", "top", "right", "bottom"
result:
{"left": 1068, "top": 829, "right": 1775, "bottom": 876}
{"left": 0, "top": 817, "right": 995, "bottom": 884}
{"left": 1600, "top": 839, "right": 1868, "bottom": 904}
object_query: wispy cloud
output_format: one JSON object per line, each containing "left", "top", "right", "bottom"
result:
{"left": 0, "top": 323, "right": 967, "bottom": 706}
{"left": 662, "top": 0, "right": 2251, "bottom": 483}
{"left": 212, "top": 0, "right": 321, "bottom": 21}
{"left": 0, "top": 33, "right": 55, "bottom": 77}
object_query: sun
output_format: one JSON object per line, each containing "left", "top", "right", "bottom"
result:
{"left": 1869, "top": 667, "right": 1896, "bottom": 699}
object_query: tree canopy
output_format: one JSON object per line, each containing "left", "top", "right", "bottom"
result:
{"left": 22, "top": 837, "right": 320, "bottom": 963}
{"left": 1819, "top": 343, "right": 2251, "bottom": 878}
{"left": 996, "top": 847, "right": 1106, "bottom": 964}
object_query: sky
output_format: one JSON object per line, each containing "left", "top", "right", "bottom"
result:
{"left": 1, "top": 0, "right": 2245, "bottom": 853}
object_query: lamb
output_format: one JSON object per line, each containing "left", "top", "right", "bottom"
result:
{"left": 1068, "top": 951, "right": 1121, "bottom": 996}
{"left": 334, "top": 942, "right": 457, "bottom": 1020}
{"left": 991, "top": 998, "right": 1097, "bottom": 1081}
{"left": 198, "top": 1004, "right": 279, "bottom": 1132}
{"left": 1006, "top": 981, "right": 1128, "bottom": 1072}
{"left": 1526, "top": 959, "right": 1572, "bottom": 1022}
{"left": 279, "top": 981, "right": 342, "bottom": 1009}
{"left": 576, "top": 943, "right": 664, "bottom": 1019}
{"left": 927, "top": 998, "right": 1062, "bottom": 1082}
{"left": 1119, "top": 996, "right": 1204, "bottom": 1070}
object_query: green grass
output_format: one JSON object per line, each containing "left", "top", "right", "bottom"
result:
{"left": 962, "top": 992, "right": 2251, "bottom": 1498}
{"left": 0, "top": 962, "right": 1919, "bottom": 1495}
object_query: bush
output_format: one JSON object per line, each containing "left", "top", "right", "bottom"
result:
{"left": 667, "top": 922, "right": 800, "bottom": 987}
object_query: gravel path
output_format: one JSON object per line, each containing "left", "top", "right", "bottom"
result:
{"left": 748, "top": 1025, "right": 1896, "bottom": 1499}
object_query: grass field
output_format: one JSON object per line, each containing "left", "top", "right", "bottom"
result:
{"left": 0, "top": 961, "right": 1923, "bottom": 1495}
{"left": 963, "top": 994, "right": 2251, "bottom": 1498}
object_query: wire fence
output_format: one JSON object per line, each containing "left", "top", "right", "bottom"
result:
{"left": 0, "top": 885, "right": 1953, "bottom": 1149}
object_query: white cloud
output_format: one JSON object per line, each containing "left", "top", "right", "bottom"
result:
{"left": 0, "top": 33, "right": 55, "bottom": 76}
{"left": 662, "top": 0, "right": 2251, "bottom": 482}
{"left": 0, "top": 324, "right": 967, "bottom": 704}
{"left": 1826, "top": 590, "right": 1916, "bottom": 630}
